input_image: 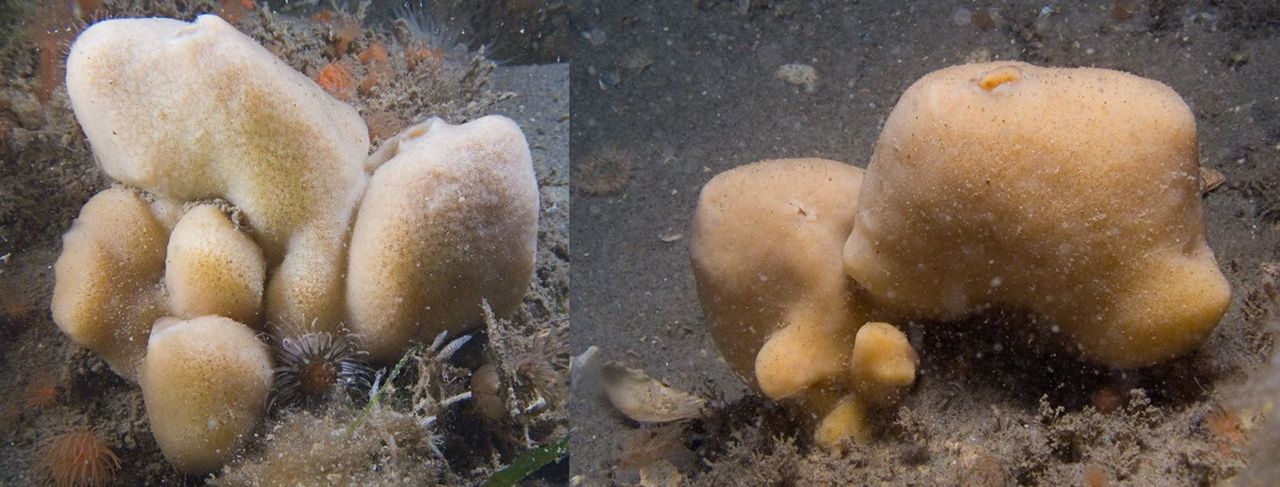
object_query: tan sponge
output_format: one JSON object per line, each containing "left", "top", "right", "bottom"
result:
{"left": 346, "top": 116, "right": 538, "bottom": 362}
{"left": 691, "top": 159, "right": 918, "bottom": 448}
{"left": 66, "top": 14, "right": 370, "bottom": 331}
{"left": 692, "top": 62, "right": 1231, "bottom": 448}
{"left": 52, "top": 187, "right": 170, "bottom": 380}
{"left": 692, "top": 158, "right": 872, "bottom": 400}
{"left": 140, "top": 316, "right": 273, "bottom": 474}
{"left": 165, "top": 204, "right": 265, "bottom": 325}
{"left": 844, "top": 62, "right": 1230, "bottom": 368}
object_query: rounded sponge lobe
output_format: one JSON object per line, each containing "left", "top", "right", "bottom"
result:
{"left": 346, "top": 116, "right": 539, "bottom": 362}
{"left": 843, "top": 62, "right": 1230, "bottom": 368}
{"left": 66, "top": 15, "right": 370, "bottom": 330}
{"left": 140, "top": 316, "right": 272, "bottom": 474}
{"left": 691, "top": 158, "right": 870, "bottom": 394}
{"left": 165, "top": 204, "right": 266, "bottom": 325}
{"left": 52, "top": 187, "right": 169, "bottom": 381}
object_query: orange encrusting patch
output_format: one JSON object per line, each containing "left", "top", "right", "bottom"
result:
{"left": 314, "top": 62, "right": 356, "bottom": 101}
{"left": 358, "top": 43, "right": 389, "bottom": 65}
{"left": 979, "top": 66, "right": 1022, "bottom": 91}
{"left": 1083, "top": 464, "right": 1109, "bottom": 487}
{"left": 311, "top": 9, "right": 334, "bottom": 24}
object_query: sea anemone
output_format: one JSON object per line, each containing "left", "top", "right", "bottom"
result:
{"left": 268, "top": 329, "right": 374, "bottom": 411}
{"left": 33, "top": 428, "right": 121, "bottom": 487}
{"left": 24, "top": 373, "right": 60, "bottom": 409}
{"left": 314, "top": 61, "right": 357, "bottom": 101}
{"left": 391, "top": 1, "right": 472, "bottom": 66}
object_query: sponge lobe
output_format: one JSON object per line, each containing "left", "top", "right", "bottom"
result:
{"left": 844, "top": 62, "right": 1230, "bottom": 367}
{"left": 164, "top": 204, "right": 266, "bottom": 325}
{"left": 65, "top": 15, "right": 370, "bottom": 330}
{"left": 346, "top": 116, "right": 539, "bottom": 362}
{"left": 51, "top": 187, "right": 169, "bottom": 381}
{"left": 691, "top": 158, "right": 872, "bottom": 398}
{"left": 140, "top": 316, "right": 273, "bottom": 474}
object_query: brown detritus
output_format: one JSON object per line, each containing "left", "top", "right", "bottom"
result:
{"left": 35, "top": 33, "right": 59, "bottom": 104}
{"left": 33, "top": 428, "right": 121, "bottom": 487}
{"left": 472, "top": 363, "right": 505, "bottom": 420}
{"left": 688, "top": 435, "right": 801, "bottom": 487}
{"left": 331, "top": 16, "right": 362, "bottom": 58}
{"left": 961, "top": 452, "right": 1008, "bottom": 487}
{"left": 407, "top": 45, "right": 446, "bottom": 69}
{"left": 971, "top": 8, "right": 997, "bottom": 31}
{"left": 1090, "top": 385, "right": 1125, "bottom": 414}
{"left": 0, "top": 115, "right": 9, "bottom": 153}
{"left": 1242, "top": 262, "right": 1280, "bottom": 322}
{"left": 311, "top": 9, "right": 335, "bottom": 24}
{"left": 1084, "top": 463, "right": 1110, "bottom": 487}
{"left": 216, "top": 0, "right": 255, "bottom": 24}
{"left": 0, "top": 284, "right": 34, "bottom": 320}
{"left": 73, "top": 0, "right": 104, "bottom": 20}
{"left": 364, "top": 110, "right": 405, "bottom": 142}
{"left": 1200, "top": 166, "right": 1226, "bottom": 195}
{"left": 484, "top": 303, "right": 569, "bottom": 416}
{"left": 1110, "top": 0, "right": 1137, "bottom": 21}
{"left": 358, "top": 71, "right": 378, "bottom": 95}
{"left": 575, "top": 147, "right": 633, "bottom": 195}
{"left": 617, "top": 425, "right": 694, "bottom": 471}
{"left": 27, "top": 1, "right": 82, "bottom": 105}
{"left": 0, "top": 404, "right": 18, "bottom": 432}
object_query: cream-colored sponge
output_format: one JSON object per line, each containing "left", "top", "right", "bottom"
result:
{"left": 165, "top": 204, "right": 265, "bottom": 325}
{"left": 140, "top": 316, "right": 272, "bottom": 474}
{"left": 52, "top": 187, "right": 169, "bottom": 381}
{"left": 66, "top": 15, "right": 369, "bottom": 330}
{"left": 692, "top": 158, "right": 871, "bottom": 399}
{"left": 346, "top": 116, "right": 538, "bottom": 362}
{"left": 843, "top": 62, "right": 1230, "bottom": 368}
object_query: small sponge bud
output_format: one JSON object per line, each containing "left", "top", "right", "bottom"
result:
{"left": 165, "top": 204, "right": 266, "bottom": 326}
{"left": 849, "top": 322, "right": 918, "bottom": 407}
{"left": 140, "top": 316, "right": 273, "bottom": 474}
{"left": 813, "top": 394, "right": 871, "bottom": 451}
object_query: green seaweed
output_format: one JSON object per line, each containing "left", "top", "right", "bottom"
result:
{"left": 482, "top": 435, "right": 569, "bottom": 487}
{"left": 345, "top": 343, "right": 423, "bottom": 437}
